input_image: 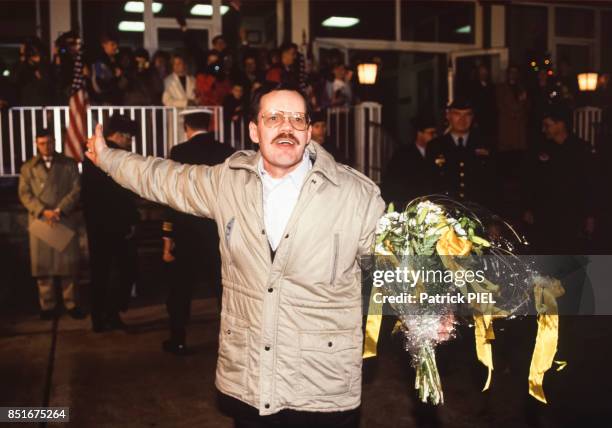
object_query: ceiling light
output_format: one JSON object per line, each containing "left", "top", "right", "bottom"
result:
{"left": 124, "top": 1, "right": 162, "bottom": 13}
{"left": 190, "top": 4, "right": 230, "bottom": 16}
{"left": 322, "top": 16, "right": 359, "bottom": 28}
{"left": 455, "top": 25, "right": 472, "bottom": 34}
{"left": 118, "top": 21, "right": 145, "bottom": 32}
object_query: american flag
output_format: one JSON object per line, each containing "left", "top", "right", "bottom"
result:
{"left": 65, "top": 38, "right": 89, "bottom": 162}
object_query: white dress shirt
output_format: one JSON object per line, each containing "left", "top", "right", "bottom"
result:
{"left": 258, "top": 150, "right": 312, "bottom": 251}
{"left": 450, "top": 132, "right": 469, "bottom": 147}
{"left": 42, "top": 156, "right": 53, "bottom": 169}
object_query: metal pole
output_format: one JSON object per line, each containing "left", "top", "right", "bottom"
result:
{"left": 35, "top": 0, "right": 42, "bottom": 39}
{"left": 0, "top": 110, "right": 4, "bottom": 175}
{"left": 141, "top": 108, "right": 147, "bottom": 156}
{"left": 77, "top": 0, "right": 83, "bottom": 39}
{"left": 9, "top": 110, "right": 15, "bottom": 175}
{"left": 152, "top": 108, "right": 158, "bottom": 157}
{"left": 162, "top": 108, "right": 168, "bottom": 156}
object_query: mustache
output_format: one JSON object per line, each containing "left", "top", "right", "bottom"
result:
{"left": 272, "top": 133, "right": 299, "bottom": 145}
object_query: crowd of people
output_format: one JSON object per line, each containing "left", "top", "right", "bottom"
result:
{"left": 0, "top": 25, "right": 355, "bottom": 128}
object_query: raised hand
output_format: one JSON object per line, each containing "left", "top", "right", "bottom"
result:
{"left": 85, "top": 124, "right": 108, "bottom": 166}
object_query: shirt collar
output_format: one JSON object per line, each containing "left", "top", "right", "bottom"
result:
{"left": 258, "top": 149, "right": 312, "bottom": 187}
{"left": 35, "top": 153, "right": 55, "bottom": 164}
{"left": 450, "top": 132, "right": 469, "bottom": 146}
{"left": 190, "top": 130, "right": 209, "bottom": 139}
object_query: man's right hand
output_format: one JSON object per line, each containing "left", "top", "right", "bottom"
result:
{"left": 42, "top": 209, "right": 60, "bottom": 226}
{"left": 85, "top": 124, "right": 108, "bottom": 166}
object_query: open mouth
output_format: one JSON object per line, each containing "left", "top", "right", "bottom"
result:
{"left": 273, "top": 134, "right": 299, "bottom": 146}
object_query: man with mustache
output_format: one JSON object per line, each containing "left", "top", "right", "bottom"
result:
{"left": 86, "top": 84, "right": 385, "bottom": 427}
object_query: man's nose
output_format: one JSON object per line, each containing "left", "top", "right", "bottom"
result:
{"left": 279, "top": 115, "right": 293, "bottom": 131}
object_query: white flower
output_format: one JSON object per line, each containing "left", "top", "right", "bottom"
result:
{"left": 424, "top": 212, "right": 440, "bottom": 225}
{"left": 417, "top": 201, "right": 443, "bottom": 215}
{"left": 453, "top": 223, "right": 467, "bottom": 236}
{"left": 387, "top": 212, "right": 400, "bottom": 221}
{"left": 375, "top": 242, "right": 392, "bottom": 255}
{"left": 376, "top": 216, "right": 392, "bottom": 234}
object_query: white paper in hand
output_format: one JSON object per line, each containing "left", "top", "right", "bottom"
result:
{"left": 29, "top": 219, "right": 76, "bottom": 252}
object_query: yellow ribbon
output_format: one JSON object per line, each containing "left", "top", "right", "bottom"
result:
{"left": 528, "top": 277, "right": 565, "bottom": 403}
{"left": 363, "top": 314, "right": 382, "bottom": 358}
{"left": 474, "top": 314, "right": 495, "bottom": 391}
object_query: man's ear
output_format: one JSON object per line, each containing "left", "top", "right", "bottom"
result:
{"left": 249, "top": 121, "right": 260, "bottom": 144}
{"left": 306, "top": 124, "right": 312, "bottom": 143}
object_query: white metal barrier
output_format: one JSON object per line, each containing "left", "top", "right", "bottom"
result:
{"left": 326, "top": 106, "right": 351, "bottom": 163}
{"left": 0, "top": 105, "right": 226, "bottom": 177}
{"left": 574, "top": 107, "right": 602, "bottom": 151}
{"left": 352, "top": 102, "right": 386, "bottom": 183}
{"left": 1, "top": 103, "right": 386, "bottom": 180}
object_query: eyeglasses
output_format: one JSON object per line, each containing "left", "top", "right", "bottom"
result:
{"left": 260, "top": 110, "right": 310, "bottom": 131}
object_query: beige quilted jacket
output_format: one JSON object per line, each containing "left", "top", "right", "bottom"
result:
{"left": 98, "top": 142, "right": 384, "bottom": 415}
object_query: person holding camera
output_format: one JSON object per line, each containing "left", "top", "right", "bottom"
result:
{"left": 13, "top": 37, "right": 52, "bottom": 106}
{"left": 91, "top": 34, "right": 127, "bottom": 105}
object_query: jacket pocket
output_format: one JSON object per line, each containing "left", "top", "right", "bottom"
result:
{"left": 330, "top": 233, "right": 339, "bottom": 286}
{"left": 217, "top": 314, "right": 249, "bottom": 388}
{"left": 225, "top": 217, "right": 235, "bottom": 251}
{"left": 296, "top": 329, "right": 356, "bottom": 397}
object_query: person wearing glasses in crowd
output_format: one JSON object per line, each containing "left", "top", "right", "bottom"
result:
{"left": 85, "top": 83, "right": 387, "bottom": 427}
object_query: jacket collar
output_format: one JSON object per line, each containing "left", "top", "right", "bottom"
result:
{"left": 228, "top": 142, "right": 339, "bottom": 186}
{"left": 34, "top": 152, "right": 58, "bottom": 165}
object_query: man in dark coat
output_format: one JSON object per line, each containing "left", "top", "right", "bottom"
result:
{"left": 82, "top": 114, "right": 139, "bottom": 332}
{"left": 381, "top": 115, "right": 437, "bottom": 210}
{"left": 161, "top": 109, "right": 235, "bottom": 354}
{"left": 522, "top": 106, "right": 595, "bottom": 254}
{"left": 426, "top": 98, "right": 497, "bottom": 209}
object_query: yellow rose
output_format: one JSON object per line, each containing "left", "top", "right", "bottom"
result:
{"left": 436, "top": 227, "right": 472, "bottom": 256}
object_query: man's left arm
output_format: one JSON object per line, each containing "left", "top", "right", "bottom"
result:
{"left": 56, "top": 160, "right": 81, "bottom": 216}
{"left": 358, "top": 187, "right": 386, "bottom": 258}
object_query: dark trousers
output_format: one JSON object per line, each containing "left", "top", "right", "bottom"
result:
{"left": 88, "top": 231, "right": 137, "bottom": 326}
{"left": 166, "top": 238, "right": 222, "bottom": 342}
{"left": 218, "top": 392, "right": 360, "bottom": 428}
{"left": 166, "top": 254, "right": 196, "bottom": 343}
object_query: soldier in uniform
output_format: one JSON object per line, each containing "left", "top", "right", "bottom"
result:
{"left": 161, "top": 109, "right": 235, "bottom": 355}
{"left": 82, "top": 114, "right": 140, "bottom": 332}
{"left": 426, "top": 98, "right": 496, "bottom": 209}
{"left": 18, "top": 129, "right": 85, "bottom": 320}
{"left": 381, "top": 115, "right": 437, "bottom": 210}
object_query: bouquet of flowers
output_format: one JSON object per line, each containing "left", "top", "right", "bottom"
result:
{"left": 372, "top": 196, "right": 533, "bottom": 404}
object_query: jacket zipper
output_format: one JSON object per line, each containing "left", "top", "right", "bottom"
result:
{"left": 330, "top": 233, "right": 339, "bottom": 286}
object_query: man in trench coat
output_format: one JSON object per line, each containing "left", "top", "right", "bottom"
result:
{"left": 18, "top": 129, "right": 85, "bottom": 320}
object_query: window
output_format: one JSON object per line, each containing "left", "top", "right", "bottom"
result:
{"left": 601, "top": 11, "right": 612, "bottom": 72}
{"left": 507, "top": 5, "right": 548, "bottom": 67}
{"left": 83, "top": 0, "right": 143, "bottom": 49}
{"left": 401, "top": 1, "right": 475, "bottom": 44}
{"left": 310, "top": 0, "right": 395, "bottom": 40}
{"left": 555, "top": 7, "right": 594, "bottom": 39}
